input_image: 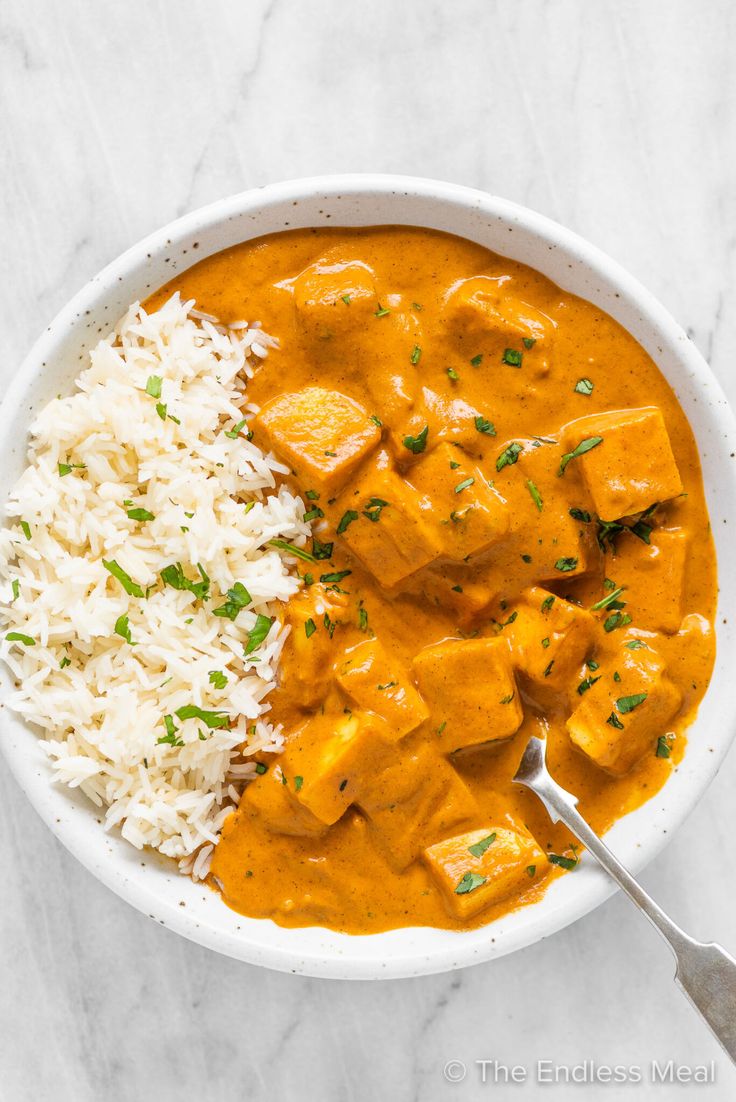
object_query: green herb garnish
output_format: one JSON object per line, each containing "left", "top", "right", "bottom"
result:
{"left": 558, "top": 436, "right": 603, "bottom": 475}
{"left": 269, "top": 539, "right": 318, "bottom": 564}
{"left": 175, "top": 705, "right": 229, "bottom": 729}
{"left": 103, "top": 559, "right": 144, "bottom": 598}
{"left": 454, "top": 872, "right": 487, "bottom": 894}
{"left": 209, "top": 670, "right": 228, "bottom": 689}
{"left": 574, "top": 378, "right": 594, "bottom": 396}
{"left": 243, "top": 613, "right": 273, "bottom": 656}
{"left": 126, "top": 507, "right": 155, "bottom": 522}
{"left": 496, "top": 442, "right": 523, "bottom": 471}
{"left": 502, "top": 348, "right": 522, "bottom": 367}
{"left": 454, "top": 477, "right": 475, "bottom": 494}
{"left": 114, "top": 614, "right": 133, "bottom": 643}
{"left": 474, "top": 416, "right": 496, "bottom": 436}
{"left": 213, "top": 581, "right": 252, "bottom": 621}
{"left": 468, "top": 833, "right": 497, "bottom": 858}
{"left": 526, "top": 480, "right": 543, "bottom": 511}
{"left": 616, "top": 692, "right": 647, "bottom": 714}
{"left": 145, "top": 375, "right": 162, "bottom": 398}
{"left": 403, "top": 425, "right": 429, "bottom": 454}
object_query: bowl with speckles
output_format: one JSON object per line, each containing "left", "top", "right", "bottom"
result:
{"left": 2, "top": 175, "right": 735, "bottom": 978}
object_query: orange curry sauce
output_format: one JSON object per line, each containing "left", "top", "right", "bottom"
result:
{"left": 149, "top": 227, "right": 716, "bottom": 933}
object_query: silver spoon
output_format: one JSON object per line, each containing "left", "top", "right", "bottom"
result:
{"left": 513, "top": 734, "right": 736, "bottom": 1063}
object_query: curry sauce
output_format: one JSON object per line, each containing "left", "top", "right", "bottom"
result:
{"left": 149, "top": 227, "right": 716, "bottom": 933}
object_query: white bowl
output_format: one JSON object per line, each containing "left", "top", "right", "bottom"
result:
{"left": 2, "top": 175, "right": 735, "bottom": 979}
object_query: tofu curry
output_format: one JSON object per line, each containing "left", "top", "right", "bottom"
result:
{"left": 149, "top": 227, "right": 716, "bottom": 933}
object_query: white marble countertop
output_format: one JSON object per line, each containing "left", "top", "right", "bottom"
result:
{"left": 1, "top": 1, "right": 735, "bottom": 1098}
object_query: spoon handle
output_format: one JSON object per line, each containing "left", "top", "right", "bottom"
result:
{"left": 515, "top": 736, "right": 736, "bottom": 1063}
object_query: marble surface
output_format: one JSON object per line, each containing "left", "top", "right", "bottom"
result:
{"left": 1, "top": 1, "right": 736, "bottom": 1098}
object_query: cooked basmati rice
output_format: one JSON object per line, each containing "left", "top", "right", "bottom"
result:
{"left": 0, "top": 294, "right": 309, "bottom": 873}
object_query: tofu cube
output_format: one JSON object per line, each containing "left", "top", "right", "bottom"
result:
{"left": 507, "top": 587, "right": 595, "bottom": 689}
{"left": 294, "top": 260, "right": 379, "bottom": 340}
{"left": 561, "top": 408, "right": 683, "bottom": 520}
{"left": 279, "top": 711, "right": 391, "bottom": 825}
{"left": 336, "top": 638, "right": 429, "bottom": 738}
{"left": 407, "top": 441, "right": 510, "bottom": 561}
{"left": 241, "top": 767, "right": 327, "bottom": 838}
{"left": 255, "top": 387, "right": 381, "bottom": 494}
{"left": 567, "top": 643, "right": 682, "bottom": 775}
{"left": 608, "top": 529, "right": 687, "bottom": 634}
{"left": 334, "top": 449, "right": 441, "bottom": 587}
{"left": 442, "top": 276, "right": 554, "bottom": 346}
{"left": 424, "top": 825, "right": 547, "bottom": 920}
{"left": 412, "top": 637, "right": 523, "bottom": 753}
{"left": 278, "top": 583, "right": 350, "bottom": 710}
{"left": 358, "top": 743, "right": 478, "bottom": 870}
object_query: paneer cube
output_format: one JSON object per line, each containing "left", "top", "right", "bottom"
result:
{"left": 407, "top": 441, "right": 510, "bottom": 561}
{"left": 424, "top": 825, "right": 546, "bottom": 920}
{"left": 442, "top": 276, "right": 554, "bottom": 346}
{"left": 279, "top": 711, "right": 392, "bottom": 825}
{"left": 336, "top": 638, "right": 429, "bottom": 738}
{"left": 278, "top": 583, "right": 349, "bottom": 709}
{"left": 608, "top": 529, "right": 687, "bottom": 634}
{"left": 405, "top": 565, "right": 498, "bottom": 627}
{"left": 334, "top": 449, "right": 441, "bottom": 587}
{"left": 255, "top": 387, "right": 381, "bottom": 494}
{"left": 412, "top": 637, "right": 523, "bottom": 753}
{"left": 241, "top": 766, "right": 327, "bottom": 838}
{"left": 567, "top": 643, "right": 682, "bottom": 775}
{"left": 507, "top": 587, "right": 595, "bottom": 689}
{"left": 560, "top": 408, "right": 683, "bottom": 520}
{"left": 294, "top": 260, "right": 378, "bottom": 340}
{"left": 493, "top": 437, "right": 597, "bottom": 582}
{"left": 358, "top": 742, "right": 478, "bottom": 869}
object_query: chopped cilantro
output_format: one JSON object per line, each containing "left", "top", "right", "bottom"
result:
{"left": 337, "top": 510, "right": 360, "bottom": 534}
{"left": 526, "top": 479, "right": 543, "bottom": 511}
{"left": 554, "top": 557, "right": 578, "bottom": 572}
{"left": 454, "top": 477, "right": 475, "bottom": 494}
{"left": 502, "top": 348, "right": 522, "bottom": 367}
{"left": 468, "top": 833, "right": 497, "bottom": 858}
{"left": 559, "top": 435, "right": 603, "bottom": 475}
{"left": 616, "top": 692, "right": 648, "bottom": 714}
{"left": 145, "top": 375, "right": 162, "bottom": 398}
{"left": 305, "top": 617, "right": 317, "bottom": 638}
{"left": 269, "top": 539, "right": 318, "bottom": 564}
{"left": 243, "top": 613, "right": 273, "bottom": 656}
{"left": 470, "top": 354, "right": 483, "bottom": 367}
{"left": 126, "top": 507, "right": 155, "bottom": 522}
{"left": 103, "top": 559, "right": 144, "bottom": 598}
{"left": 496, "top": 442, "right": 523, "bottom": 471}
{"left": 574, "top": 378, "right": 594, "bottom": 396}
{"left": 208, "top": 670, "right": 228, "bottom": 689}
{"left": 474, "top": 416, "right": 496, "bottom": 436}
{"left": 114, "top": 614, "right": 133, "bottom": 644}
{"left": 606, "top": 712, "right": 625, "bottom": 729}
{"left": 6, "top": 631, "right": 35, "bottom": 646}
{"left": 410, "top": 345, "right": 422, "bottom": 365}
{"left": 548, "top": 852, "right": 578, "bottom": 870}
{"left": 455, "top": 872, "right": 487, "bottom": 894}
{"left": 213, "top": 581, "right": 252, "bottom": 621}
{"left": 175, "top": 704, "right": 229, "bottom": 729}
{"left": 225, "top": 418, "right": 247, "bottom": 439}
{"left": 403, "top": 425, "right": 429, "bottom": 454}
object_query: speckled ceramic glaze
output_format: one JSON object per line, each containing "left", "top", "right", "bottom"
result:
{"left": 1, "top": 176, "right": 735, "bottom": 979}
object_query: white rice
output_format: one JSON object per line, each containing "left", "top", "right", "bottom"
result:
{"left": 0, "top": 294, "right": 309, "bottom": 874}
